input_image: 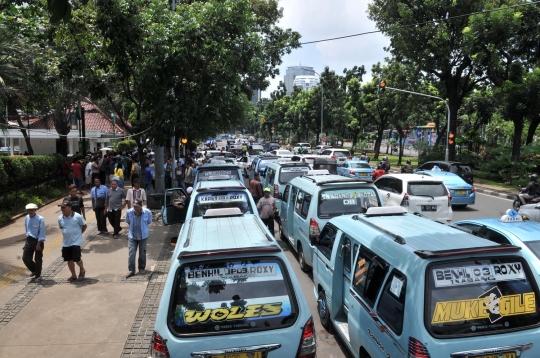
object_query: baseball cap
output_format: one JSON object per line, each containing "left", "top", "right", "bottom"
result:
{"left": 133, "top": 199, "right": 143, "bottom": 207}
{"left": 263, "top": 187, "right": 271, "bottom": 192}
{"left": 59, "top": 200, "right": 72, "bottom": 207}
{"left": 187, "top": 187, "right": 193, "bottom": 194}
{"left": 25, "top": 203, "right": 38, "bottom": 210}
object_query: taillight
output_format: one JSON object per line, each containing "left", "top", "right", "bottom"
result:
{"left": 309, "top": 218, "right": 320, "bottom": 239}
{"left": 349, "top": 170, "right": 355, "bottom": 175}
{"left": 296, "top": 317, "right": 316, "bottom": 358}
{"left": 150, "top": 331, "right": 170, "bottom": 358}
{"left": 331, "top": 155, "right": 337, "bottom": 159}
{"left": 347, "top": 156, "right": 352, "bottom": 159}
{"left": 471, "top": 186, "right": 475, "bottom": 193}
{"left": 408, "top": 337, "right": 430, "bottom": 358}
{"left": 274, "top": 184, "right": 279, "bottom": 198}
{"left": 401, "top": 192, "right": 409, "bottom": 206}
{"left": 448, "top": 193, "right": 452, "bottom": 206}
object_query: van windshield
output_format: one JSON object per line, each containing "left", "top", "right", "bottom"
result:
{"left": 279, "top": 166, "right": 310, "bottom": 184}
{"left": 318, "top": 188, "right": 380, "bottom": 218}
{"left": 192, "top": 191, "right": 254, "bottom": 217}
{"left": 169, "top": 259, "right": 297, "bottom": 336}
{"left": 426, "top": 258, "right": 540, "bottom": 338}
{"left": 196, "top": 169, "right": 241, "bottom": 183}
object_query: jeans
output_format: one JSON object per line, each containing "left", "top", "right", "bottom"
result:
{"left": 261, "top": 217, "right": 275, "bottom": 235}
{"left": 145, "top": 182, "right": 152, "bottom": 195}
{"left": 107, "top": 209, "right": 122, "bottom": 235}
{"left": 22, "top": 237, "right": 44, "bottom": 278}
{"left": 94, "top": 208, "right": 108, "bottom": 232}
{"left": 73, "top": 177, "right": 83, "bottom": 189}
{"left": 128, "top": 238, "right": 148, "bottom": 273}
{"left": 165, "top": 176, "right": 172, "bottom": 189}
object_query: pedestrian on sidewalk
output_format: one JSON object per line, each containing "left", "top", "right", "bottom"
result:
{"left": 65, "top": 184, "right": 86, "bottom": 220}
{"left": 22, "top": 203, "right": 46, "bottom": 283}
{"left": 105, "top": 178, "right": 127, "bottom": 239}
{"left": 257, "top": 187, "right": 277, "bottom": 235}
{"left": 126, "top": 178, "right": 147, "bottom": 209}
{"left": 84, "top": 156, "right": 93, "bottom": 191}
{"left": 58, "top": 199, "right": 87, "bottom": 282}
{"left": 144, "top": 159, "right": 153, "bottom": 195}
{"left": 183, "top": 162, "right": 194, "bottom": 190}
{"left": 90, "top": 178, "right": 109, "bottom": 235}
{"left": 131, "top": 157, "right": 141, "bottom": 184}
{"left": 71, "top": 158, "right": 83, "bottom": 193}
{"left": 125, "top": 199, "right": 152, "bottom": 278}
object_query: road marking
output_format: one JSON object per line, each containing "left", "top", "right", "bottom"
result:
{"left": 477, "top": 192, "right": 513, "bottom": 202}
{"left": 0, "top": 212, "right": 96, "bottom": 292}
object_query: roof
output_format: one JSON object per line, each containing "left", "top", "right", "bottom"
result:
{"left": 178, "top": 216, "right": 278, "bottom": 257}
{"left": 293, "top": 174, "right": 372, "bottom": 186}
{"left": 195, "top": 179, "right": 246, "bottom": 190}
{"left": 331, "top": 213, "right": 498, "bottom": 258}
{"left": 455, "top": 218, "right": 540, "bottom": 243}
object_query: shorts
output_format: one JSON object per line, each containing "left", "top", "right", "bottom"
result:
{"left": 62, "top": 246, "right": 82, "bottom": 262}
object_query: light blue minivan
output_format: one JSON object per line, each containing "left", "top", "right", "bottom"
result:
{"left": 310, "top": 206, "right": 540, "bottom": 358}
{"left": 150, "top": 209, "right": 316, "bottom": 358}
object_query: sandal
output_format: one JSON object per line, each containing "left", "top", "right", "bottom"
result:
{"left": 67, "top": 276, "right": 77, "bottom": 283}
{"left": 33, "top": 277, "right": 42, "bottom": 283}
{"left": 139, "top": 270, "right": 146, "bottom": 275}
{"left": 125, "top": 272, "right": 135, "bottom": 278}
{"left": 78, "top": 271, "right": 86, "bottom": 280}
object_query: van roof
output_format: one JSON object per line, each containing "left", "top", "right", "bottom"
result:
{"left": 199, "top": 163, "right": 240, "bottom": 169}
{"left": 177, "top": 215, "right": 279, "bottom": 259}
{"left": 266, "top": 161, "right": 310, "bottom": 168}
{"left": 195, "top": 179, "right": 245, "bottom": 191}
{"left": 292, "top": 174, "right": 371, "bottom": 186}
{"left": 331, "top": 212, "right": 520, "bottom": 260}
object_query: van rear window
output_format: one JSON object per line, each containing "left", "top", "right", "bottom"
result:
{"left": 169, "top": 259, "right": 297, "bottom": 336}
{"left": 279, "top": 166, "right": 310, "bottom": 184}
{"left": 193, "top": 191, "right": 254, "bottom": 217}
{"left": 408, "top": 182, "right": 447, "bottom": 197}
{"left": 318, "top": 188, "right": 380, "bottom": 218}
{"left": 426, "top": 258, "right": 540, "bottom": 338}
{"left": 197, "top": 169, "right": 241, "bottom": 182}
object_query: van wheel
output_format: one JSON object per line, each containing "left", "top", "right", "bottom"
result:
{"left": 359, "top": 347, "right": 372, "bottom": 358}
{"left": 317, "top": 291, "right": 331, "bottom": 330}
{"left": 298, "top": 244, "right": 311, "bottom": 272}
{"left": 279, "top": 225, "right": 287, "bottom": 241}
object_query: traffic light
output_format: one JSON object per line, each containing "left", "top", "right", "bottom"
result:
{"left": 448, "top": 132, "right": 455, "bottom": 145}
{"left": 261, "top": 118, "right": 266, "bottom": 124}
{"left": 378, "top": 80, "right": 386, "bottom": 94}
{"left": 181, "top": 138, "right": 188, "bottom": 144}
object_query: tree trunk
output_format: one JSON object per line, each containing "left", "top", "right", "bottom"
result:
{"left": 511, "top": 118, "right": 524, "bottom": 162}
{"left": 7, "top": 98, "right": 34, "bottom": 155}
{"left": 373, "top": 128, "right": 385, "bottom": 161}
{"left": 526, "top": 115, "right": 540, "bottom": 145}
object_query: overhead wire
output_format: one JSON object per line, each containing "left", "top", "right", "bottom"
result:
{"left": 300, "top": 0, "right": 540, "bottom": 45}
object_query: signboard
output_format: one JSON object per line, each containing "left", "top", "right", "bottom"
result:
{"left": 432, "top": 263, "right": 526, "bottom": 288}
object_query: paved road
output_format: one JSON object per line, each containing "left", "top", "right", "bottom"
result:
{"left": 452, "top": 192, "right": 514, "bottom": 222}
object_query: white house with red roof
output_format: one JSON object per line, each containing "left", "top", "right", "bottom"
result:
{"left": 1, "top": 98, "right": 130, "bottom": 155}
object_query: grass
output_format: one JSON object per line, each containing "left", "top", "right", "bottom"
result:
{"left": 474, "top": 178, "right": 516, "bottom": 191}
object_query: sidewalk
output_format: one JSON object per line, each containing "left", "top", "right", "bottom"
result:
{"left": 0, "top": 192, "right": 178, "bottom": 358}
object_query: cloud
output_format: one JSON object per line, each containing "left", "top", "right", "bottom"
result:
{"left": 262, "top": 0, "right": 390, "bottom": 98}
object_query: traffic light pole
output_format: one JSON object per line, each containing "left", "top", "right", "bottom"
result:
{"left": 383, "top": 86, "right": 451, "bottom": 161}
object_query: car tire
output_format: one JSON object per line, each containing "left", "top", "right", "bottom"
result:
{"left": 317, "top": 290, "right": 331, "bottom": 330}
{"left": 513, "top": 199, "right": 521, "bottom": 211}
{"left": 298, "top": 243, "right": 311, "bottom": 272}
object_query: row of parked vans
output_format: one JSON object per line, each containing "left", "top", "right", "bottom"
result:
{"left": 152, "top": 157, "right": 540, "bottom": 358}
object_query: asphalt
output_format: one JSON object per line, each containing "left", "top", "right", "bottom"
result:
{"left": 0, "top": 175, "right": 515, "bottom": 358}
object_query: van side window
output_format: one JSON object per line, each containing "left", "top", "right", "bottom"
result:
{"left": 343, "top": 237, "right": 352, "bottom": 272}
{"left": 283, "top": 185, "right": 290, "bottom": 203}
{"left": 377, "top": 270, "right": 406, "bottom": 335}
{"left": 301, "top": 194, "right": 311, "bottom": 218}
{"left": 295, "top": 191, "right": 304, "bottom": 215}
{"left": 353, "top": 247, "right": 389, "bottom": 307}
{"left": 268, "top": 169, "right": 276, "bottom": 185}
{"left": 318, "top": 226, "right": 337, "bottom": 260}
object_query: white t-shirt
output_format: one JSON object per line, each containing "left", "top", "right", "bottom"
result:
{"left": 85, "top": 162, "right": 92, "bottom": 177}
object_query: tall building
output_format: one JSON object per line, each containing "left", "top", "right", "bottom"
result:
{"left": 284, "top": 66, "right": 315, "bottom": 95}
{"left": 293, "top": 76, "right": 320, "bottom": 91}
{"left": 250, "top": 89, "right": 261, "bottom": 104}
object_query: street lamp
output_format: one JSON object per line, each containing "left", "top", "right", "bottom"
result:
{"left": 299, "top": 68, "right": 323, "bottom": 144}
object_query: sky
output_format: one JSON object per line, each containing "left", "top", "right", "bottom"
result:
{"left": 262, "top": 0, "right": 391, "bottom": 98}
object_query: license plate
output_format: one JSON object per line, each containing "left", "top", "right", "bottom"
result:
{"left": 211, "top": 353, "right": 262, "bottom": 358}
{"left": 358, "top": 172, "right": 368, "bottom": 176}
{"left": 473, "top": 353, "right": 516, "bottom": 358}
{"left": 455, "top": 190, "right": 467, "bottom": 195}
{"left": 421, "top": 205, "right": 437, "bottom": 211}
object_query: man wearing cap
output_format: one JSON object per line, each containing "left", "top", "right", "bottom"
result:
{"left": 173, "top": 187, "right": 192, "bottom": 210}
{"left": 58, "top": 199, "right": 87, "bottom": 282}
{"left": 124, "top": 199, "right": 152, "bottom": 278}
{"left": 105, "top": 178, "right": 127, "bottom": 239}
{"left": 126, "top": 178, "right": 147, "bottom": 209}
{"left": 23, "top": 203, "right": 46, "bottom": 283}
{"left": 257, "top": 187, "right": 277, "bottom": 236}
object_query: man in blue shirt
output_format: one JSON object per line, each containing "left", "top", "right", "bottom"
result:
{"left": 124, "top": 199, "right": 152, "bottom": 278}
{"left": 144, "top": 160, "right": 153, "bottom": 195}
{"left": 22, "top": 203, "right": 46, "bottom": 283}
{"left": 58, "top": 200, "right": 87, "bottom": 282}
{"left": 90, "top": 178, "right": 109, "bottom": 235}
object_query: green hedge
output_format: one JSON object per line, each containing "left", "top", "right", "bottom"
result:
{"left": 0, "top": 154, "right": 66, "bottom": 192}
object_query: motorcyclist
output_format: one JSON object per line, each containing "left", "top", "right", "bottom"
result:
{"left": 401, "top": 159, "right": 413, "bottom": 173}
{"left": 360, "top": 152, "right": 370, "bottom": 163}
{"left": 371, "top": 165, "right": 386, "bottom": 180}
{"left": 382, "top": 156, "right": 390, "bottom": 173}
{"left": 522, "top": 174, "right": 540, "bottom": 199}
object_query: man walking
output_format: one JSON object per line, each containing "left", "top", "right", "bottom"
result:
{"left": 84, "top": 156, "right": 93, "bottom": 191}
{"left": 182, "top": 162, "right": 194, "bottom": 190}
{"left": 249, "top": 173, "right": 263, "bottom": 204}
{"left": 126, "top": 178, "right": 147, "bottom": 209}
{"left": 58, "top": 200, "right": 87, "bottom": 282}
{"left": 90, "top": 178, "right": 108, "bottom": 235}
{"left": 71, "top": 158, "right": 83, "bottom": 193}
{"left": 22, "top": 203, "right": 46, "bottom": 283}
{"left": 105, "top": 178, "right": 127, "bottom": 239}
{"left": 65, "top": 184, "right": 86, "bottom": 220}
{"left": 164, "top": 158, "right": 172, "bottom": 189}
{"left": 257, "top": 187, "right": 277, "bottom": 236}
{"left": 144, "top": 159, "right": 153, "bottom": 195}
{"left": 125, "top": 199, "right": 152, "bottom": 278}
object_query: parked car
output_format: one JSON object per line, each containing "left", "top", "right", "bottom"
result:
{"left": 293, "top": 142, "right": 312, "bottom": 154}
{"left": 415, "top": 170, "right": 476, "bottom": 207}
{"left": 204, "top": 150, "right": 238, "bottom": 159}
{"left": 318, "top": 149, "right": 351, "bottom": 164}
{"left": 310, "top": 206, "right": 540, "bottom": 358}
{"left": 270, "top": 149, "right": 294, "bottom": 158}
{"left": 415, "top": 160, "right": 474, "bottom": 184}
{"left": 151, "top": 209, "right": 316, "bottom": 358}
{"left": 454, "top": 210, "right": 540, "bottom": 275}
{"left": 336, "top": 159, "right": 373, "bottom": 179}
{"left": 313, "top": 145, "right": 333, "bottom": 155}
{"left": 374, "top": 173, "right": 453, "bottom": 222}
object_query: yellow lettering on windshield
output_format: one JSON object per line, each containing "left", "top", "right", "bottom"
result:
{"left": 184, "top": 302, "right": 284, "bottom": 324}
{"left": 499, "top": 293, "right": 536, "bottom": 317}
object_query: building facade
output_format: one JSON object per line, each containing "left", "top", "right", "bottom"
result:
{"left": 292, "top": 75, "right": 320, "bottom": 92}
{"left": 284, "top": 66, "right": 315, "bottom": 95}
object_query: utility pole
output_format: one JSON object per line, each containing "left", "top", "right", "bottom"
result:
{"left": 111, "top": 112, "right": 116, "bottom": 150}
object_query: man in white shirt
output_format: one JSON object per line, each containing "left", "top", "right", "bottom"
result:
{"left": 85, "top": 157, "right": 93, "bottom": 190}
{"left": 126, "top": 178, "right": 147, "bottom": 209}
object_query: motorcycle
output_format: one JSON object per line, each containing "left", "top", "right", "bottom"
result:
{"left": 512, "top": 186, "right": 540, "bottom": 210}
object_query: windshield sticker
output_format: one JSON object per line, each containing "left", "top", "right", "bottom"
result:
{"left": 186, "top": 264, "right": 277, "bottom": 283}
{"left": 433, "top": 263, "right": 525, "bottom": 287}
{"left": 321, "top": 190, "right": 376, "bottom": 201}
{"left": 197, "top": 194, "right": 246, "bottom": 203}
{"left": 281, "top": 167, "right": 310, "bottom": 172}
{"left": 390, "top": 276, "right": 404, "bottom": 298}
{"left": 431, "top": 287, "right": 536, "bottom": 324}
{"left": 343, "top": 199, "right": 357, "bottom": 205}
{"left": 202, "top": 170, "right": 233, "bottom": 176}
